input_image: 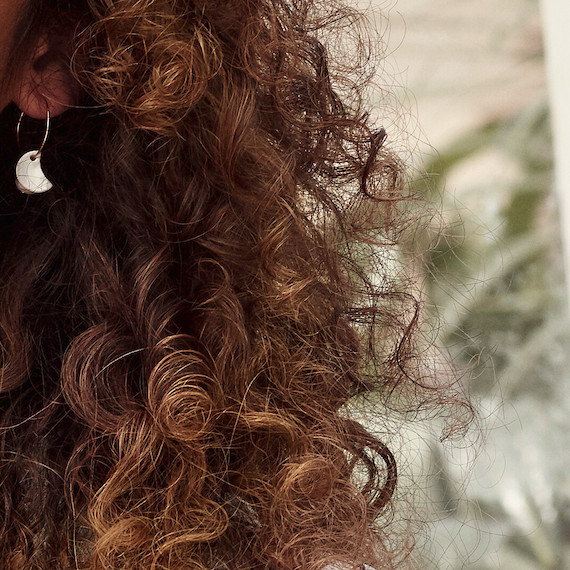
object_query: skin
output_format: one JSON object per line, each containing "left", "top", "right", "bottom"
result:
{"left": 0, "top": 0, "right": 73, "bottom": 119}
{"left": 0, "top": 0, "right": 22, "bottom": 112}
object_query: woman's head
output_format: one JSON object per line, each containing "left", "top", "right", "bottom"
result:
{"left": 0, "top": 1, "right": 466, "bottom": 568}
{"left": 0, "top": 0, "right": 78, "bottom": 120}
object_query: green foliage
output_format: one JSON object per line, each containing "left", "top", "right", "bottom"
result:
{"left": 409, "top": 101, "right": 570, "bottom": 569}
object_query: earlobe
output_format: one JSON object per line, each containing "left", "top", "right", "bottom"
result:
{"left": 11, "top": 39, "right": 77, "bottom": 119}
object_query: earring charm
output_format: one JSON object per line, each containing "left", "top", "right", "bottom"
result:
{"left": 15, "top": 111, "right": 53, "bottom": 195}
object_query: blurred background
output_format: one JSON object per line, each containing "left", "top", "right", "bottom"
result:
{"left": 369, "top": 0, "right": 570, "bottom": 568}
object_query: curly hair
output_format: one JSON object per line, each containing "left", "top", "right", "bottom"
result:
{"left": 0, "top": 0, "right": 467, "bottom": 568}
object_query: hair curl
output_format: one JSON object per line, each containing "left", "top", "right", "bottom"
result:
{"left": 0, "top": 0, "right": 468, "bottom": 568}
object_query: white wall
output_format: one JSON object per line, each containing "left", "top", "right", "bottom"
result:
{"left": 541, "top": 0, "right": 570, "bottom": 311}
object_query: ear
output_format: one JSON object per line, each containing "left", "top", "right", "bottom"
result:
{"left": 11, "top": 38, "right": 78, "bottom": 119}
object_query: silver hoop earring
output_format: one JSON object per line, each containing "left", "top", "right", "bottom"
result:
{"left": 15, "top": 111, "right": 53, "bottom": 195}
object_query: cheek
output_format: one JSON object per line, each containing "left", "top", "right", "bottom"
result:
{"left": 0, "top": 1, "right": 23, "bottom": 109}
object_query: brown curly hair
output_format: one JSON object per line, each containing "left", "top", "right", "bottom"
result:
{"left": 0, "top": 0, "right": 467, "bottom": 568}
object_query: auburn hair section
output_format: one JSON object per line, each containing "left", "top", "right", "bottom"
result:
{"left": 0, "top": 0, "right": 469, "bottom": 568}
